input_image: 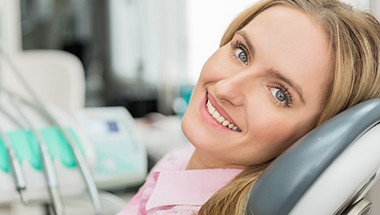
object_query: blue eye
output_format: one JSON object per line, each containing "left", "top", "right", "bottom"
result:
{"left": 232, "top": 40, "right": 249, "bottom": 64}
{"left": 235, "top": 49, "right": 248, "bottom": 64}
{"left": 270, "top": 87, "right": 289, "bottom": 105}
{"left": 275, "top": 89, "right": 287, "bottom": 102}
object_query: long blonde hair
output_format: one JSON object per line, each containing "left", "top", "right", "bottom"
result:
{"left": 198, "top": 1, "right": 380, "bottom": 214}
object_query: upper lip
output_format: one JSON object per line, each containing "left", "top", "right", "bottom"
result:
{"left": 207, "top": 92, "right": 239, "bottom": 127}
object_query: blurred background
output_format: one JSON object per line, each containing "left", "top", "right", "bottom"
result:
{"left": 1, "top": 0, "right": 380, "bottom": 214}
{"left": 1, "top": 0, "right": 375, "bottom": 119}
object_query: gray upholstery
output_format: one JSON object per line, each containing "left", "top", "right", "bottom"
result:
{"left": 247, "top": 99, "right": 380, "bottom": 215}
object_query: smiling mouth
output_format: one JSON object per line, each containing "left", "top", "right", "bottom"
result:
{"left": 206, "top": 100, "right": 241, "bottom": 132}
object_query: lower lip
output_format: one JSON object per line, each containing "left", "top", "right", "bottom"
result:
{"left": 199, "top": 94, "right": 232, "bottom": 131}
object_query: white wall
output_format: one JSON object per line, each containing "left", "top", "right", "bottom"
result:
{"left": 108, "top": 0, "right": 186, "bottom": 85}
{"left": 108, "top": 0, "right": 142, "bottom": 81}
{"left": 342, "top": 0, "right": 370, "bottom": 10}
{"left": 0, "top": 0, "right": 22, "bottom": 94}
{"left": 0, "top": 0, "right": 22, "bottom": 53}
{"left": 370, "top": 0, "right": 380, "bottom": 20}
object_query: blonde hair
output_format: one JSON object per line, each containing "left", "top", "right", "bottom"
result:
{"left": 198, "top": 0, "right": 380, "bottom": 214}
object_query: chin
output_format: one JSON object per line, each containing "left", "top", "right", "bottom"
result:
{"left": 181, "top": 110, "right": 204, "bottom": 149}
{"left": 181, "top": 111, "right": 195, "bottom": 143}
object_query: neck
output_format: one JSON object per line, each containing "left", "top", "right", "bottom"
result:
{"left": 186, "top": 149, "right": 244, "bottom": 170}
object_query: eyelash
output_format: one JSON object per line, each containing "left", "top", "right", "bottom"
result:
{"left": 231, "top": 40, "right": 250, "bottom": 64}
{"left": 269, "top": 83, "right": 293, "bottom": 108}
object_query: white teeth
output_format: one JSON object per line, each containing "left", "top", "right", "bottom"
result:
{"left": 212, "top": 111, "right": 220, "bottom": 119}
{"left": 207, "top": 105, "right": 215, "bottom": 114}
{"left": 222, "top": 120, "right": 230, "bottom": 126}
{"left": 206, "top": 100, "right": 241, "bottom": 132}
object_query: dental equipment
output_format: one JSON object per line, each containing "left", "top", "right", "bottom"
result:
{"left": 0, "top": 50, "right": 102, "bottom": 214}
{"left": 3, "top": 90, "right": 64, "bottom": 215}
{"left": 77, "top": 106, "right": 147, "bottom": 190}
{"left": 0, "top": 117, "right": 28, "bottom": 205}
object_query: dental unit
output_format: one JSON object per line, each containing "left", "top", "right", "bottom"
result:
{"left": 0, "top": 47, "right": 102, "bottom": 215}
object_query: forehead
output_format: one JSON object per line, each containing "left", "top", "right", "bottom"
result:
{"left": 242, "top": 5, "right": 332, "bottom": 99}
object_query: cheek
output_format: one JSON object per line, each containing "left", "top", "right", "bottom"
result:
{"left": 248, "top": 114, "right": 294, "bottom": 146}
{"left": 245, "top": 107, "right": 311, "bottom": 159}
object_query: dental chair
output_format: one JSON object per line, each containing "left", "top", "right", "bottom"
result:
{"left": 1, "top": 50, "right": 85, "bottom": 115}
{"left": 248, "top": 99, "right": 380, "bottom": 215}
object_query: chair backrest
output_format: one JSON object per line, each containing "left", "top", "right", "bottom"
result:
{"left": 0, "top": 50, "right": 85, "bottom": 115}
{"left": 247, "top": 99, "right": 380, "bottom": 215}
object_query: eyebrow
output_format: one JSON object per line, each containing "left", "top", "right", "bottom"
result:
{"left": 235, "top": 30, "right": 255, "bottom": 55}
{"left": 268, "top": 69, "right": 306, "bottom": 104}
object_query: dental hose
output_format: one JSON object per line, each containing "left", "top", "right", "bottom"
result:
{"left": 4, "top": 90, "right": 64, "bottom": 215}
{"left": 0, "top": 50, "right": 103, "bottom": 215}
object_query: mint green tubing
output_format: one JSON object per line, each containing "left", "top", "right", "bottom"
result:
{"left": 0, "top": 127, "right": 85, "bottom": 173}
{"left": 0, "top": 138, "right": 10, "bottom": 173}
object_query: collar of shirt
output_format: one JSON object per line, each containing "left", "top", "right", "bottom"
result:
{"left": 146, "top": 168, "right": 242, "bottom": 210}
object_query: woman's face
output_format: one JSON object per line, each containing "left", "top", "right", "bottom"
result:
{"left": 182, "top": 6, "right": 333, "bottom": 169}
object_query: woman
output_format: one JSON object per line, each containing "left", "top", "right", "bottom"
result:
{"left": 118, "top": 0, "right": 380, "bottom": 214}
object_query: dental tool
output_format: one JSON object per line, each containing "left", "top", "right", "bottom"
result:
{"left": 0, "top": 50, "right": 103, "bottom": 214}
{"left": 4, "top": 90, "right": 64, "bottom": 215}
{"left": 0, "top": 61, "right": 28, "bottom": 204}
{"left": 0, "top": 112, "right": 28, "bottom": 205}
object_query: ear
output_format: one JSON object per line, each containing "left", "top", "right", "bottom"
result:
{"left": 248, "top": 99, "right": 380, "bottom": 215}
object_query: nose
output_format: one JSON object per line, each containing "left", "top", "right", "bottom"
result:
{"left": 214, "top": 71, "right": 250, "bottom": 107}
